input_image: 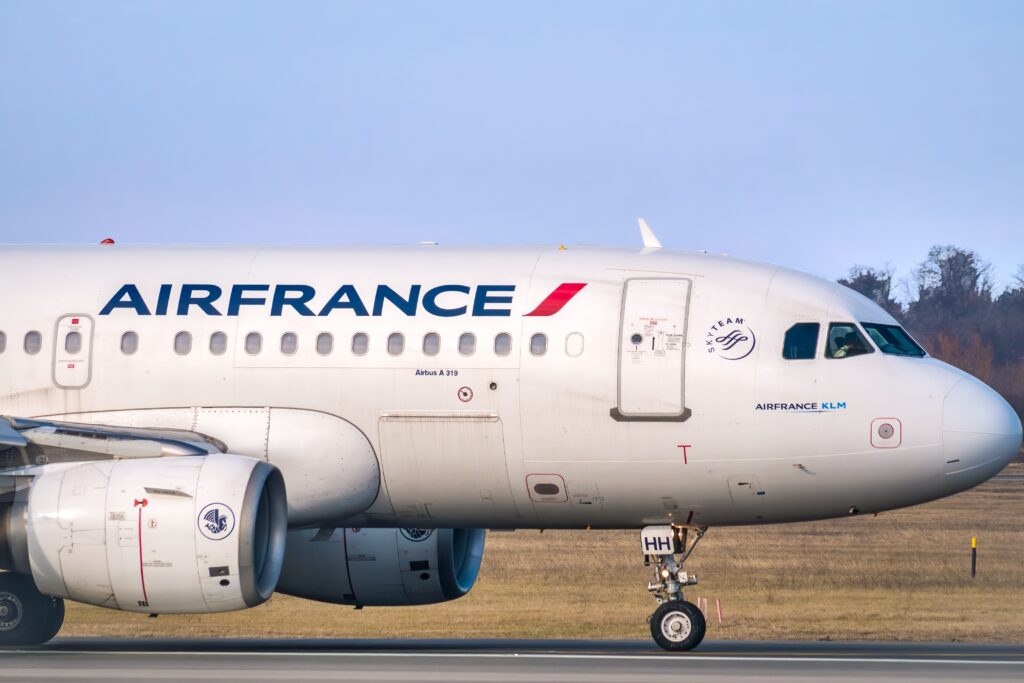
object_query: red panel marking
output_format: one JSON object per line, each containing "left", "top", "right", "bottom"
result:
{"left": 870, "top": 417, "right": 903, "bottom": 449}
{"left": 677, "top": 444, "right": 692, "bottom": 464}
{"left": 71, "top": 318, "right": 79, "bottom": 325}
{"left": 524, "top": 283, "right": 587, "bottom": 317}
{"left": 134, "top": 498, "right": 149, "bottom": 605}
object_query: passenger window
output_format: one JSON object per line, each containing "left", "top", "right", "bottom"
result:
{"left": 0, "top": 331, "right": 7, "bottom": 354}
{"left": 458, "top": 333, "right": 476, "bottom": 356}
{"left": 316, "top": 333, "right": 333, "bottom": 355}
{"left": 281, "top": 332, "right": 298, "bottom": 355}
{"left": 565, "top": 332, "right": 584, "bottom": 358}
{"left": 120, "top": 331, "right": 138, "bottom": 355}
{"left": 494, "top": 333, "right": 512, "bottom": 356}
{"left": 423, "top": 332, "right": 440, "bottom": 356}
{"left": 388, "top": 333, "right": 405, "bottom": 356}
{"left": 174, "top": 331, "right": 192, "bottom": 356}
{"left": 245, "top": 332, "right": 262, "bottom": 355}
{"left": 783, "top": 323, "right": 819, "bottom": 360}
{"left": 24, "top": 331, "right": 41, "bottom": 355}
{"left": 530, "top": 333, "right": 547, "bottom": 356}
{"left": 209, "top": 331, "right": 227, "bottom": 356}
{"left": 65, "top": 331, "right": 82, "bottom": 354}
{"left": 825, "top": 323, "right": 873, "bottom": 359}
{"left": 861, "top": 323, "right": 926, "bottom": 358}
{"left": 352, "top": 332, "right": 369, "bottom": 355}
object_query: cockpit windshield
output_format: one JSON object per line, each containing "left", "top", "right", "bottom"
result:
{"left": 861, "top": 322, "right": 926, "bottom": 357}
{"left": 825, "top": 323, "right": 873, "bottom": 359}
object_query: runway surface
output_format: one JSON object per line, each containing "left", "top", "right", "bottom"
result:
{"left": 2, "top": 638, "right": 1024, "bottom": 682}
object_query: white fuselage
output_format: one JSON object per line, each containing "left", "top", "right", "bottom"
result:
{"left": 1, "top": 244, "right": 1020, "bottom": 530}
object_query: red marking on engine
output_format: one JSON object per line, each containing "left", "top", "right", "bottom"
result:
{"left": 524, "top": 283, "right": 587, "bottom": 317}
{"left": 677, "top": 444, "right": 692, "bottom": 464}
{"left": 137, "top": 504, "right": 148, "bottom": 606}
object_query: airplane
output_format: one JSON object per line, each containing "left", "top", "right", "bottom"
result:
{"left": 0, "top": 222, "right": 1020, "bottom": 651}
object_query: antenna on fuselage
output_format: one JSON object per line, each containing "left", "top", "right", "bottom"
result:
{"left": 638, "top": 218, "right": 662, "bottom": 250}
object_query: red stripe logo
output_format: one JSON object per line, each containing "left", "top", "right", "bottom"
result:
{"left": 524, "top": 283, "right": 587, "bottom": 317}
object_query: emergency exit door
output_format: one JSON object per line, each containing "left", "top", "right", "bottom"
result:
{"left": 53, "top": 314, "right": 94, "bottom": 388}
{"left": 614, "top": 279, "right": 691, "bottom": 420}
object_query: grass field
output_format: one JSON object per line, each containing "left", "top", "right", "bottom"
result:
{"left": 60, "top": 465, "right": 1024, "bottom": 642}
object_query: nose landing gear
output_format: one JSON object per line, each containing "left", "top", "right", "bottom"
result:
{"left": 0, "top": 573, "right": 64, "bottom": 646}
{"left": 642, "top": 525, "right": 707, "bottom": 652}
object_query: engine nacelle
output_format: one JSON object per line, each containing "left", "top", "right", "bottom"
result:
{"left": 0, "top": 454, "right": 287, "bottom": 614}
{"left": 277, "top": 527, "right": 485, "bottom": 606}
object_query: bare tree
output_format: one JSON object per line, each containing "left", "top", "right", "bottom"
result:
{"left": 910, "top": 245, "right": 994, "bottom": 318}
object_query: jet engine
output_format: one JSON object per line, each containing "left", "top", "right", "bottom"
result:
{"left": 277, "top": 527, "right": 485, "bottom": 606}
{"left": 0, "top": 454, "right": 287, "bottom": 614}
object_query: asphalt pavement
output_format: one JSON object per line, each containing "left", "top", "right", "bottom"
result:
{"left": 1, "top": 638, "right": 1022, "bottom": 682}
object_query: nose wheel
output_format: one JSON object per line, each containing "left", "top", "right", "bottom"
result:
{"left": 651, "top": 600, "right": 706, "bottom": 651}
{"left": 0, "top": 573, "right": 65, "bottom": 646}
{"left": 641, "top": 525, "right": 708, "bottom": 652}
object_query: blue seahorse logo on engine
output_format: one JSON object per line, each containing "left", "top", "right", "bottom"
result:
{"left": 400, "top": 528, "right": 434, "bottom": 542}
{"left": 198, "top": 503, "right": 236, "bottom": 540}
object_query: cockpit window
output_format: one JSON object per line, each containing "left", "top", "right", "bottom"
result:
{"left": 783, "top": 323, "right": 819, "bottom": 360}
{"left": 825, "top": 323, "right": 873, "bottom": 359}
{"left": 861, "top": 323, "right": 926, "bottom": 357}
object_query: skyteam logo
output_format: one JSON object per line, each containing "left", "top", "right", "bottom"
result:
{"left": 99, "top": 282, "right": 587, "bottom": 318}
{"left": 706, "top": 316, "right": 756, "bottom": 361}
{"left": 198, "top": 503, "right": 236, "bottom": 541}
{"left": 400, "top": 528, "right": 434, "bottom": 542}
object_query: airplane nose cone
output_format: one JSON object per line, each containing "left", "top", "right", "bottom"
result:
{"left": 942, "top": 378, "right": 1022, "bottom": 484}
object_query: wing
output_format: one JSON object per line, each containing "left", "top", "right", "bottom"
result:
{"left": 0, "top": 415, "right": 225, "bottom": 473}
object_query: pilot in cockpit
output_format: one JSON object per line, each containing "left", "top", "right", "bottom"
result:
{"left": 833, "top": 332, "right": 870, "bottom": 358}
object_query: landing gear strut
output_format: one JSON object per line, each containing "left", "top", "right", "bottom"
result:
{"left": 642, "top": 525, "right": 707, "bottom": 651}
{"left": 0, "top": 573, "right": 64, "bottom": 646}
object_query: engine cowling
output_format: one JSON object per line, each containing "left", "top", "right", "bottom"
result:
{"left": 277, "top": 527, "right": 485, "bottom": 606}
{"left": 0, "top": 454, "right": 287, "bottom": 614}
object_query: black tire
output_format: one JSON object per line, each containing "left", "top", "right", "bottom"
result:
{"left": 650, "top": 600, "right": 706, "bottom": 652}
{"left": 0, "top": 573, "right": 65, "bottom": 647}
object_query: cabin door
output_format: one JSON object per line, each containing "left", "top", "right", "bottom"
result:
{"left": 53, "top": 314, "right": 94, "bottom": 389}
{"left": 614, "top": 278, "right": 692, "bottom": 420}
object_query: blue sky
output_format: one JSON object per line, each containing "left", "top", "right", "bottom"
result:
{"left": 1, "top": 2, "right": 1022, "bottom": 295}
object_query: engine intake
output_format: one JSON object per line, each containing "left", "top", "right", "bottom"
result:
{"left": 277, "top": 527, "right": 485, "bottom": 606}
{"left": 1, "top": 454, "right": 287, "bottom": 613}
